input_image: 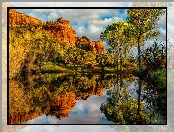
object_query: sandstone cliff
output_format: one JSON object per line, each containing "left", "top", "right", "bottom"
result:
{"left": 43, "top": 17, "right": 76, "bottom": 47}
{"left": 43, "top": 17, "right": 105, "bottom": 53}
{"left": 9, "top": 9, "right": 45, "bottom": 26}
{"left": 89, "top": 41, "right": 105, "bottom": 54}
{"left": 75, "top": 36, "right": 91, "bottom": 50}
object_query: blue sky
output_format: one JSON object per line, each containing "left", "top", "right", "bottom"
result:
{"left": 5, "top": 2, "right": 174, "bottom": 132}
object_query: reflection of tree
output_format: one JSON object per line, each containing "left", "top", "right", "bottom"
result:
{"left": 141, "top": 69, "right": 167, "bottom": 124}
{"left": 100, "top": 74, "right": 151, "bottom": 124}
{"left": 9, "top": 73, "right": 119, "bottom": 124}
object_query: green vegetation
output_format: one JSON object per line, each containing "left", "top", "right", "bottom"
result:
{"left": 9, "top": 23, "right": 138, "bottom": 80}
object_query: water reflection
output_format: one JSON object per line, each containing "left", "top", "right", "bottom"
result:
{"left": 9, "top": 72, "right": 166, "bottom": 124}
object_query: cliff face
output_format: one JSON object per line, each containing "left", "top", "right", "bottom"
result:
{"left": 44, "top": 17, "right": 76, "bottom": 47}
{"left": 75, "top": 36, "right": 90, "bottom": 50}
{"left": 9, "top": 9, "right": 45, "bottom": 26}
{"left": 44, "top": 18, "right": 105, "bottom": 53}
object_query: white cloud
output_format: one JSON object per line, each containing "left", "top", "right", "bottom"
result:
{"left": 47, "top": 12, "right": 58, "bottom": 20}
{"left": 88, "top": 17, "right": 124, "bottom": 27}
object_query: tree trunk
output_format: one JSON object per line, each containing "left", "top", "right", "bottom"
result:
{"left": 138, "top": 37, "right": 142, "bottom": 76}
{"left": 137, "top": 36, "right": 142, "bottom": 124}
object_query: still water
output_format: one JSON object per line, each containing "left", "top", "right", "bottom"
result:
{"left": 9, "top": 73, "right": 166, "bottom": 124}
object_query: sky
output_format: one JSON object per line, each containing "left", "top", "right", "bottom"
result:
{"left": 6, "top": 2, "right": 173, "bottom": 132}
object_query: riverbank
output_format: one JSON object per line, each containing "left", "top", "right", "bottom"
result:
{"left": 41, "top": 62, "right": 134, "bottom": 75}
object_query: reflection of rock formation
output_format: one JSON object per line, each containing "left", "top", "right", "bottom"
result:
{"left": 48, "top": 92, "right": 76, "bottom": 120}
{"left": 44, "top": 17, "right": 76, "bottom": 47}
{"left": 9, "top": 111, "right": 44, "bottom": 124}
{"left": 75, "top": 84, "right": 104, "bottom": 100}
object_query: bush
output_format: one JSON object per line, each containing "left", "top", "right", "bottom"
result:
{"left": 139, "top": 41, "right": 166, "bottom": 72}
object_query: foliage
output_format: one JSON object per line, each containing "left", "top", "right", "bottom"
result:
{"left": 9, "top": 25, "right": 66, "bottom": 78}
{"left": 126, "top": 9, "right": 165, "bottom": 42}
{"left": 140, "top": 41, "right": 166, "bottom": 71}
{"left": 100, "top": 21, "right": 136, "bottom": 61}
{"left": 149, "top": 69, "right": 166, "bottom": 121}
{"left": 126, "top": 8, "right": 165, "bottom": 75}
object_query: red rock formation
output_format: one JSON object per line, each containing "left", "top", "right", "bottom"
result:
{"left": 8, "top": 9, "right": 45, "bottom": 26}
{"left": 7, "top": 6, "right": 105, "bottom": 53}
{"left": 44, "top": 17, "right": 76, "bottom": 47}
{"left": 89, "top": 41, "right": 105, "bottom": 54}
{"left": 75, "top": 36, "right": 105, "bottom": 54}
{"left": 44, "top": 17, "right": 106, "bottom": 53}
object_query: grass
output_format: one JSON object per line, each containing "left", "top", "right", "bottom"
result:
{"left": 41, "top": 62, "right": 137, "bottom": 75}
{"left": 65, "top": 65, "right": 86, "bottom": 70}
{"left": 41, "top": 62, "right": 68, "bottom": 73}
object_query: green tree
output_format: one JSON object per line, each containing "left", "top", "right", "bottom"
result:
{"left": 126, "top": 9, "right": 165, "bottom": 76}
{"left": 100, "top": 21, "right": 136, "bottom": 70}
